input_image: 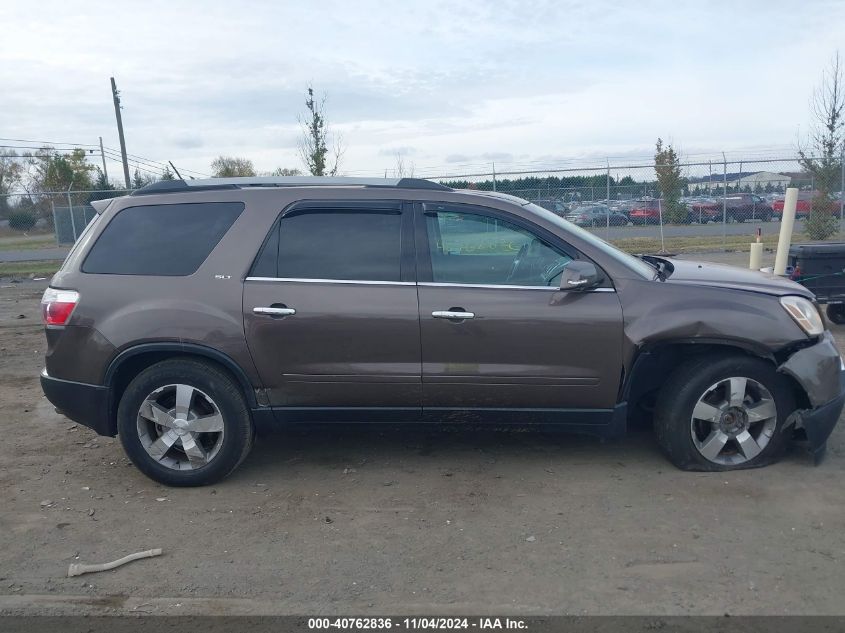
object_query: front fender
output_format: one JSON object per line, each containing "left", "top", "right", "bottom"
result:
{"left": 778, "top": 331, "right": 843, "bottom": 408}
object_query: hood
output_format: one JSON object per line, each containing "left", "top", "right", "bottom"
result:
{"left": 658, "top": 257, "right": 815, "bottom": 298}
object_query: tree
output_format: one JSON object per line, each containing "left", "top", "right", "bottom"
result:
{"left": 0, "top": 150, "right": 23, "bottom": 217}
{"left": 210, "top": 156, "right": 256, "bottom": 177}
{"left": 799, "top": 51, "right": 843, "bottom": 240}
{"left": 654, "top": 138, "right": 686, "bottom": 223}
{"left": 28, "top": 148, "right": 94, "bottom": 194}
{"left": 161, "top": 165, "right": 176, "bottom": 180}
{"left": 88, "top": 168, "right": 118, "bottom": 202}
{"left": 271, "top": 167, "right": 303, "bottom": 176}
{"left": 298, "top": 86, "right": 344, "bottom": 176}
{"left": 25, "top": 148, "right": 96, "bottom": 222}
{"left": 394, "top": 152, "right": 414, "bottom": 178}
{"left": 132, "top": 168, "right": 153, "bottom": 189}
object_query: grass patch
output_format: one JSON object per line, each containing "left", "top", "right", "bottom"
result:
{"left": 0, "top": 236, "right": 57, "bottom": 250}
{"left": 0, "top": 226, "right": 53, "bottom": 239}
{"left": 0, "top": 260, "right": 60, "bottom": 278}
{"left": 609, "top": 231, "right": 844, "bottom": 255}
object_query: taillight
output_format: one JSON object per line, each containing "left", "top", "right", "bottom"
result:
{"left": 41, "top": 288, "right": 79, "bottom": 326}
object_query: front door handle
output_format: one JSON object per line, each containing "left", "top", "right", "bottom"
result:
{"left": 254, "top": 306, "right": 296, "bottom": 317}
{"left": 432, "top": 310, "right": 475, "bottom": 320}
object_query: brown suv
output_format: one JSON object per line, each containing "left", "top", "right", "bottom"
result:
{"left": 40, "top": 177, "right": 845, "bottom": 486}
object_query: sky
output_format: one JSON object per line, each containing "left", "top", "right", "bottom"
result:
{"left": 1, "top": 0, "right": 843, "bottom": 181}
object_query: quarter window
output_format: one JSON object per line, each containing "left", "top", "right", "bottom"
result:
{"left": 267, "top": 209, "right": 402, "bottom": 282}
{"left": 425, "top": 209, "right": 572, "bottom": 286}
{"left": 82, "top": 202, "right": 244, "bottom": 276}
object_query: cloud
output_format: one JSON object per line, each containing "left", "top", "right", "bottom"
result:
{"left": 170, "top": 134, "right": 205, "bottom": 149}
{"left": 378, "top": 146, "right": 417, "bottom": 157}
{"left": 1, "top": 0, "right": 843, "bottom": 178}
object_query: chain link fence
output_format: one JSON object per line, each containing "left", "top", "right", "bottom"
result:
{"left": 0, "top": 190, "right": 131, "bottom": 260}
{"left": 1, "top": 155, "right": 843, "bottom": 262}
{"left": 425, "top": 155, "right": 845, "bottom": 253}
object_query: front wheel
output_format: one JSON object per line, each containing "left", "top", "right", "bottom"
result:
{"left": 117, "top": 358, "right": 255, "bottom": 486}
{"left": 654, "top": 355, "right": 795, "bottom": 471}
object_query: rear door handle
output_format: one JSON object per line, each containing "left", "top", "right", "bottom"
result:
{"left": 432, "top": 310, "right": 475, "bottom": 320}
{"left": 254, "top": 306, "right": 296, "bottom": 317}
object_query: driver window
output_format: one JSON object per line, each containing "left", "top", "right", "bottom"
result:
{"left": 425, "top": 209, "right": 572, "bottom": 287}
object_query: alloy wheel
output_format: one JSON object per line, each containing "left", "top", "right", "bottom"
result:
{"left": 136, "top": 384, "right": 225, "bottom": 470}
{"left": 689, "top": 376, "right": 778, "bottom": 466}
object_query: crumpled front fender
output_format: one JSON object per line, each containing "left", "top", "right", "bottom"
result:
{"left": 778, "top": 331, "right": 845, "bottom": 461}
{"left": 778, "top": 331, "right": 842, "bottom": 407}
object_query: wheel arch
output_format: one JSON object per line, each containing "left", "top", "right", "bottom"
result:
{"left": 621, "top": 338, "right": 810, "bottom": 416}
{"left": 104, "top": 343, "right": 261, "bottom": 435}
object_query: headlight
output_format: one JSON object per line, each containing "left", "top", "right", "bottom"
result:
{"left": 780, "top": 296, "right": 825, "bottom": 336}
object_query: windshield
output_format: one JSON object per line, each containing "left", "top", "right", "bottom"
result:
{"left": 522, "top": 202, "right": 657, "bottom": 279}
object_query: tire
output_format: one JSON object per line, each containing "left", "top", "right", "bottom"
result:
{"left": 827, "top": 303, "right": 845, "bottom": 325}
{"left": 117, "top": 358, "right": 255, "bottom": 486}
{"left": 653, "top": 354, "right": 795, "bottom": 471}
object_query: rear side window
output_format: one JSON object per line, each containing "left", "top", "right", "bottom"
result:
{"left": 82, "top": 202, "right": 244, "bottom": 275}
{"left": 252, "top": 209, "right": 402, "bottom": 281}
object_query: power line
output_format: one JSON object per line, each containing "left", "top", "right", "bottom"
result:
{"left": 0, "top": 137, "right": 209, "bottom": 178}
{"left": 0, "top": 136, "right": 100, "bottom": 148}
{"left": 102, "top": 147, "right": 209, "bottom": 178}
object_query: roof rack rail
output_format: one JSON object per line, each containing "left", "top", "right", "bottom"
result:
{"left": 131, "top": 176, "right": 451, "bottom": 196}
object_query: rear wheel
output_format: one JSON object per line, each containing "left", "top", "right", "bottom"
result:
{"left": 654, "top": 355, "right": 794, "bottom": 471}
{"left": 118, "top": 358, "right": 254, "bottom": 486}
{"left": 827, "top": 303, "right": 845, "bottom": 325}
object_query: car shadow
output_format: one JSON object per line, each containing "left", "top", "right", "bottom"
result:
{"left": 232, "top": 422, "right": 669, "bottom": 482}
{"left": 231, "top": 419, "right": 825, "bottom": 483}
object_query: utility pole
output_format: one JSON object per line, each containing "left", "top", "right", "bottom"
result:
{"left": 98, "top": 136, "right": 109, "bottom": 183}
{"left": 110, "top": 77, "right": 131, "bottom": 189}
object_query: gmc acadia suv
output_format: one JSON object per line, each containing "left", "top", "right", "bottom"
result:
{"left": 40, "top": 177, "right": 845, "bottom": 486}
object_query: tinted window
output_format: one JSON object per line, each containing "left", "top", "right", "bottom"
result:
{"left": 425, "top": 208, "right": 571, "bottom": 286}
{"left": 82, "top": 202, "right": 244, "bottom": 276}
{"left": 275, "top": 210, "right": 402, "bottom": 281}
{"left": 250, "top": 219, "right": 280, "bottom": 278}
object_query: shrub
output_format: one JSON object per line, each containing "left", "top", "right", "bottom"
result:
{"left": 7, "top": 210, "right": 37, "bottom": 231}
{"left": 804, "top": 195, "right": 839, "bottom": 241}
{"left": 662, "top": 200, "right": 689, "bottom": 224}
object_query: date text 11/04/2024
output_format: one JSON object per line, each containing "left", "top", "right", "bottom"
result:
{"left": 307, "top": 617, "right": 528, "bottom": 630}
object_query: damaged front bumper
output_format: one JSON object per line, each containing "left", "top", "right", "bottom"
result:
{"left": 778, "top": 331, "right": 845, "bottom": 462}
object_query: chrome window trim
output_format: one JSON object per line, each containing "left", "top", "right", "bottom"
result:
{"left": 245, "top": 277, "right": 414, "bottom": 286}
{"left": 420, "top": 282, "right": 615, "bottom": 292}
{"left": 245, "top": 277, "right": 614, "bottom": 292}
{"left": 421, "top": 281, "right": 554, "bottom": 291}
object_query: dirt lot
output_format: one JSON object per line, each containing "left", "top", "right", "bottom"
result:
{"left": 1, "top": 263, "right": 844, "bottom": 616}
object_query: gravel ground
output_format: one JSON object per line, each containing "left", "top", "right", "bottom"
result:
{"left": 1, "top": 253, "right": 844, "bottom": 616}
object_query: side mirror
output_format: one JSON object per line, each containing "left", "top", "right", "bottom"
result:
{"left": 560, "top": 261, "right": 603, "bottom": 291}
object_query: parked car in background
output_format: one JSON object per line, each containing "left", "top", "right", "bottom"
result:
{"left": 684, "top": 197, "right": 721, "bottom": 223}
{"left": 564, "top": 204, "right": 629, "bottom": 227}
{"left": 772, "top": 191, "right": 830, "bottom": 219}
{"left": 723, "top": 193, "right": 774, "bottom": 222}
{"left": 533, "top": 199, "right": 568, "bottom": 215}
{"left": 628, "top": 199, "right": 662, "bottom": 225}
{"left": 610, "top": 199, "right": 637, "bottom": 218}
